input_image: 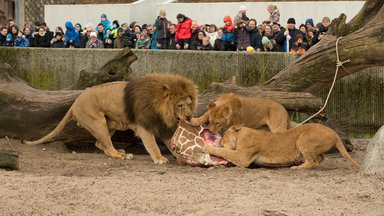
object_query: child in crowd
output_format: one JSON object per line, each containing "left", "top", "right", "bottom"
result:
{"left": 175, "top": 13, "right": 192, "bottom": 49}
{"left": 233, "top": 20, "right": 250, "bottom": 52}
{"left": 267, "top": 5, "right": 280, "bottom": 23}
{"left": 222, "top": 15, "right": 235, "bottom": 51}
{"left": 290, "top": 34, "right": 307, "bottom": 53}
{"left": 135, "top": 33, "right": 150, "bottom": 49}
{"left": 155, "top": 10, "right": 169, "bottom": 49}
{"left": 201, "top": 36, "right": 213, "bottom": 50}
{"left": 261, "top": 36, "right": 273, "bottom": 51}
{"left": 99, "top": 13, "right": 111, "bottom": 32}
{"left": 4, "top": 34, "right": 14, "bottom": 47}
{"left": 213, "top": 28, "right": 224, "bottom": 51}
{"left": 51, "top": 32, "right": 65, "bottom": 48}
{"left": 14, "top": 31, "right": 30, "bottom": 47}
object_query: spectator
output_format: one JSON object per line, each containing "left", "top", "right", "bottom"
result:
{"left": 201, "top": 36, "right": 213, "bottom": 50}
{"left": 146, "top": 24, "right": 154, "bottom": 40}
{"left": 271, "top": 22, "right": 283, "bottom": 52}
{"left": 24, "top": 22, "right": 34, "bottom": 34}
{"left": 96, "top": 23, "right": 105, "bottom": 40}
{"left": 150, "top": 27, "right": 158, "bottom": 49}
{"left": 290, "top": 34, "right": 307, "bottom": 53}
{"left": 262, "top": 36, "right": 273, "bottom": 52}
{"left": 75, "top": 23, "right": 83, "bottom": 34}
{"left": 104, "top": 35, "right": 114, "bottom": 48}
{"left": 175, "top": 13, "right": 192, "bottom": 50}
{"left": 282, "top": 17, "right": 302, "bottom": 52}
{"left": 14, "top": 31, "right": 30, "bottom": 47}
{"left": 257, "top": 24, "right": 264, "bottom": 36}
{"left": 167, "top": 24, "right": 177, "bottom": 49}
{"left": 86, "top": 32, "right": 104, "bottom": 48}
{"left": 51, "top": 32, "right": 65, "bottom": 48}
{"left": 142, "top": 24, "right": 148, "bottom": 34}
{"left": 42, "top": 22, "right": 54, "bottom": 40}
{"left": 55, "top": 27, "right": 65, "bottom": 37}
{"left": 33, "top": 26, "right": 50, "bottom": 47}
{"left": 306, "top": 26, "right": 315, "bottom": 48}
{"left": 99, "top": 13, "right": 111, "bottom": 33}
{"left": 134, "top": 25, "right": 141, "bottom": 33}
{"left": 129, "top": 21, "right": 139, "bottom": 30}
{"left": 233, "top": 20, "right": 250, "bottom": 52}
{"left": 113, "top": 28, "right": 123, "bottom": 48}
{"left": 213, "top": 28, "right": 225, "bottom": 51}
{"left": 205, "top": 24, "right": 217, "bottom": 47}
{"left": 4, "top": 34, "right": 14, "bottom": 47}
{"left": 266, "top": 5, "right": 280, "bottom": 23}
{"left": 222, "top": 15, "right": 235, "bottom": 51}
{"left": 155, "top": 10, "right": 169, "bottom": 49}
{"left": 64, "top": 21, "right": 80, "bottom": 48}
{"left": 234, "top": 5, "right": 249, "bottom": 25}
{"left": 305, "top": 18, "right": 315, "bottom": 29}
{"left": 263, "top": 24, "right": 274, "bottom": 39}
{"left": 110, "top": 20, "right": 120, "bottom": 39}
{"left": 0, "top": 28, "right": 7, "bottom": 46}
{"left": 190, "top": 30, "right": 205, "bottom": 50}
{"left": 312, "top": 16, "right": 330, "bottom": 45}
{"left": 33, "top": 20, "right": 41, "bottom": 33}
{"left": 189, "top": 20, "right": 200, "bottom": 49}
{"left": 135, "top": 33, "right": 150, "bottom": 49}
{"left": 299, "top": 24, "right": 307, "bottom": 35}
{"left": 121, "top": 23, "right": 135, "bottom": 48}
{"left": 248, "top": 19, "right": 262, "bottom": 51}
{"left": 80, "top": 25, "right": 92, "bottom": 48}
{"left": 23, "top": 27, "right": 33, "bottom": 46}
{"left": 10, "top": 25, "right": 18, "bottom": 41}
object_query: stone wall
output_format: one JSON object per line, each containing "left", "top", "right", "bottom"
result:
{"left": 0, "top": 47, "right": 383, "bottom": 137}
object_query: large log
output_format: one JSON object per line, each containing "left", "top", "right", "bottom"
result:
{"left": 264, "top": 0, "right": 384, "bottom": 94}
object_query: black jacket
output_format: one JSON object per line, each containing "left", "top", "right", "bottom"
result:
{"left": 155, "top": 16, "right": 168, "bottom": 39}
{"left": 167, "top": 33, "right": 177, "bottom": 49}
{"left": 33, "top": 33, "right": 51, "bottom": 47}
{"left": 213, "top": 38, "right": 225, "bottom": 51}
{"left": 249, "top": 28, "right": 262, "bottom": 50}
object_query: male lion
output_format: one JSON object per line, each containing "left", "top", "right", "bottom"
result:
{"left": 23, "top": 73, "right": 198, "bottom": 164}
{"left": 203, "top": 123, "right": 361, "bottom": 169}
{"left": 191, "top": 93, "right": 290, "bottom": 134}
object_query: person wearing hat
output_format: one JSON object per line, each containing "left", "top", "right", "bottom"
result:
{"left": 110, "top": 20, "right": 120, "bottom": 39}
{"left": 51, "top": 32, "right": 65, "bottom": 48}
{"left": 261, "top": 36, "right": 273, "bottom": 52}
{"left": 234, "top": 5, "right": 249, "bottom": 26}
{"left": 289, "top": 34, "right": 308, "bottom": 53}
{"left": 113, "top": 28, "right": 124, "bottom": 48}
{"left": 4, "top": 33, "right": 14, "bottom": 47}
{"left": 282, "top": 17, "right": 302, "bottom": 52}
{"left": 86, "top": 31, "right": 104, "bottom": 48}
{"left": 14, "top": 31, "right": 30, "bottom": 47}
{"left": 64, "top": 21, "right": 80, "bottom": 48}
{"left": 99, "top": 13, "right": 111, "bottom": 31}
{"left": 135, "top": 32, "right": 150, "bottom": 49}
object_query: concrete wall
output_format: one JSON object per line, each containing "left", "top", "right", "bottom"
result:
{"left": 45, "top": 1, "right": 365, "bottom": 31}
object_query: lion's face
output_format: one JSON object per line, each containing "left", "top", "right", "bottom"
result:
{"left": 174, "top": 96, "right": 194, "bottom": 121}
{"left": 208, "top": 103, "right": 231, "bottom": 134}
{"left": 219, "top": 125, "right": 240, "bottom": 150}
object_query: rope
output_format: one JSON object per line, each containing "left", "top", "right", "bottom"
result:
{"left": 296, "top": 37, "right": 350, "bottom": 127}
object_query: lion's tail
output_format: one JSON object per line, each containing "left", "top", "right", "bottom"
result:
{"left": 22, "top": 107, "right": 73, "bottom": 145}
{"left": 335, "top": 137, "right": 361, "bottom": 169}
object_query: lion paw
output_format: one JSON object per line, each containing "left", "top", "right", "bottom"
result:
{"left": 154, "top": 156, "right": 169, "bottom": 164}
{"left": 117, "top": 149, "right": 126, "bottom": 154}
{"left": 124, "top": 153, "right": 134, "bottom": 160}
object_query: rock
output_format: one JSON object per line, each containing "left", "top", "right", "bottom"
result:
{"left": 360, "top": 125, "right": 384, "bottom": 176}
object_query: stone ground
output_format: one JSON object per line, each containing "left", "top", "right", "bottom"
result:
{"left": 0, "top": 138, "right": 383, "bottom": 216}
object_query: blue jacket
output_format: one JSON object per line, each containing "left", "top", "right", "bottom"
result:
{"left": 14, "top": 36, "right": 30, "bottom": 47}
{"left": 65, "top": 21, "right": 80, "bottom": 43}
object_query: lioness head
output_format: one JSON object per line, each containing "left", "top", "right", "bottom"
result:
{"left": 219, "top": 125, "right": 241, "bottom": 150}
{"left": 208, "top": 101, "right": 232, "bottom": 134}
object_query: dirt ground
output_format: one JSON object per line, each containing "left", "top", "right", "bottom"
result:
{"left": 0, "top": 138, "right": 383, "bottom": 216}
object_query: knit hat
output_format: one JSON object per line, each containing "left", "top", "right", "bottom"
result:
{"left": 101, "top": 14, "right": 107, "bottom": 18}
{"left": 239, "top": 5, "right": 247, "bottom": 12}
{"left": 117, "top": 28, "right": 123, "bottom": 33}
{"left": 295, "top": 34, "right": 303, "bottom": 41}
{"left": 246, "top": 46, "right": 254, "bottom": 52}
{"left": 113, "top": 20, "right": 119, "bottom": 28}
{"left": 90, "top": 32, "right": 97, "bottom": 38}
{"left": 287, "top": 18, "right": 296, "bottom": 24}
{"left": 6, "top": 33, "right": 12, "bottom": 40}
{"left": 34, "top": 20, "right": 41, "bottom": 27}
{"left": 262, "top": 36, "right": 271, "bottom": 45}
{"left": 305, "top": 18, "right": 314, "bottom": 27}
{"left": 299, "top": 24, "right": 306, "bottom": 31}
{"left": 142, "top": 24, "right": 147, "bottom": 30}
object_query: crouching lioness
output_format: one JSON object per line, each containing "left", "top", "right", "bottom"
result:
{"left": 203, "top": 123, "right": 361, "bottom": 169}
{"left": 23, "top": 73, "right": 198, "bottom": 164}
{"left": 191, "top": 93, "right": 290, "bottom": 134}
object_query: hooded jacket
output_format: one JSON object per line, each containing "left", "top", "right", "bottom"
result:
{"left": 65, "top": 21, "right": 80, "bottom": 44}
{"left": 14, "top": 35, "right": 30, "bottom": 47}
{"left": 155, "top": 16, "right": 169, "bottom": 39}
{"left": 135, "top": 33, "right": 151, "bottom": 49}
{"left": 176, "top": 18, "right": 192, "bottom": 40}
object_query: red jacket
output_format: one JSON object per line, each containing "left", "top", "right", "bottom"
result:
{"left": 176, "top": 18, "right": 192, "bottom": 39}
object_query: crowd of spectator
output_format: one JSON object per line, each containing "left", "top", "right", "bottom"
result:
{"left": 0, "top": 5, "right": 331, "bottom": 53}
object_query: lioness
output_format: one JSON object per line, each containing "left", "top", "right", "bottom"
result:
{"left": 23, "top": 74, "right": 198, "bottom": 164}
{"left": 191, "top": 93, "right": 290, "bottom": 134}
{"left": 202, "top": 123, "right": 361, "bottom": 169}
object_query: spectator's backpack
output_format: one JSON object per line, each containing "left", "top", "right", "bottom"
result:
{"left": 222, "top": 27, "right": 233, "bottom": 42}
{"left": 122, "top": 30, "right": 134, "bottom": 48}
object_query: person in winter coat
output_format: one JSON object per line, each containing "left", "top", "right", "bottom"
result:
{"left": 213, "top": 28, "right": 225, "bottom": 51}
{"left": 290, "top": 34, "right": 307, "bottom": 53}
{"left": 135, "top": 33, "right": 151, "bottom": 49}
{"left": 233, "top": 5, "right": 249, "bottom": 26}
{"left": 51, "top": 32, "right": 66, "bottom": 48}
{"left": 312, "top": 16, "right": 330, "bottom": 46}
{"left": 248, "top": 19, "right": 262, "bottom": 51}
{"left": 113, "top": 28, "right": 123, "bottom": 48}
{"left": 98, "top": 13, "right": 111, "bottom": 34}
{"left": 233, "top": 20, "right": 251, "bottom": 51}
{"left": 86, "top": 32, "right": 104, "bottom": 48}
{"left": 266, "top": 5, "right": 280, "bottom": 23}
{"left": 190, "top": 30, "right": 205, "bottom": 50}
{"left": 64, "top": 21, "right": 80, "bottom": 48}
{"left": 201, "top": 36, "right": 213, "bottom": 50}
{"left": 167, "top": 24, "right": 177, "bottom": 49}
{"left": 0, "top": 27, "right": 8, "bottom": 46}
{"left": 33, "top": 27, "right": 50, "bottom": 47}
{"left": 14, "top": 31, "right": 30, "bottom": 47}
{"left": 121, "top": 23, "right": 136, "bottom": 48}
{"left": 110, "top": 20, "right": 120, "bottom": 39}
{"left": 222, "top": 15, "right": 236, "bottom": 51}
{"left": 281, "top": 17, "right": 303, "bottom": 52}
{"left": 175, "top": 13, "right": 192, "bottom": 49}
{"left": 4, "top": 34, "right": 14, "bottom": 47}
{"left": 23, "top": 27, "right": 34, "bottom": 46}
{"left": 155, "top": 10, "right": 169, "bottom": 49}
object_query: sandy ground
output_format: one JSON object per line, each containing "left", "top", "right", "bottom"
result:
{"left": 0, "top": 138, "right": 383, "bottom": 216}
